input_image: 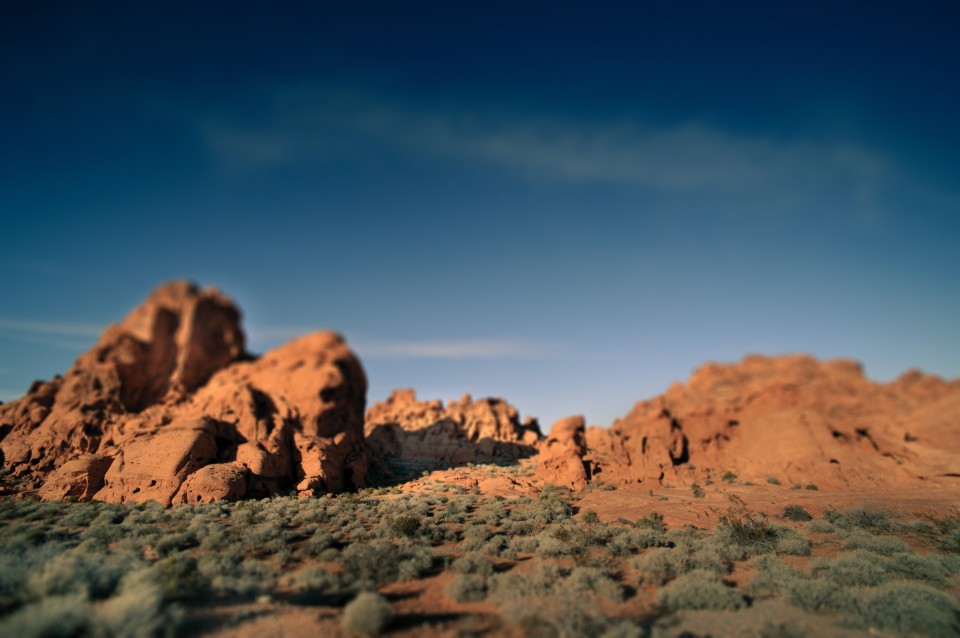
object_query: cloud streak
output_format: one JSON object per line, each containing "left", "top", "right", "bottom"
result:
{"left": 0, "top": 319, "right": 102, "bottom": 350}
{"left": 247, "top": 326, "right": 556, "bottom": 360}
{"left": 198, "top": 86, "right": 892, "bottom": 199}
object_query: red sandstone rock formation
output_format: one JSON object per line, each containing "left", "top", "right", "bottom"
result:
{"left": 588, "top": 354, "right": 960, "bottom": 490}
{"left": 0, "top": 282, "right": 368, "bottom": 504}
{"left": 536, "top": 415, "right": 589, "bottom": 490}
{"left": 364, "top": 389, "right": 541, "bottom": 479}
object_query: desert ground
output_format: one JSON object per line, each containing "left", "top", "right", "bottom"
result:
{"left": 1, "top": 283, "right": 958, "bottom": 637}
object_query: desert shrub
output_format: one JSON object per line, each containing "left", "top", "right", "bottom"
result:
{"left": 721, "top": 471, "right": 738, "bottom": 484}
{"left": 804, "top": 519, "right": 835, "bottom": 533}
{"left": 29, "top": 548, "right": 139, "bottom": 600}
{"left": 475, "top": 502, "right": 507, "bottom": 525}
{"left": 841, "top": 529, "right": 911, "bottom": 555}
{"left": 691, "top": 483, "right": 704, "bottom": 498}
{"left": 301, "top": 529, "right": 335, "bottom": 556}
{"left": 155, "top": 530, "right": 199, "bottom": 556}
{"left": 782, "top": 505, "right": 812, "bottom": 522}
{"left": 608, "top": 527, "right": 671, "bottom": 556}
{"left": 385, "top": 514, "right": 421, "bottom": 538}
{"left": 451, "top": 553, "right": 495, "bottom": 578}
{"left": 564, "top": 566, "right": 624, "bottom": 602}
{"left": 494, "top": 579, "right": 626, "bottom": 638}
{"left": 824, "top": 508, "right": 891, "bottom": 531}
{"left": 714, "top": 515, "right": 810, "bottom": 556}
{"left": 632, "top": 548, "right": 681, "bottom": 586}
{"left": 804, "top": 484, "right": 818, "bottom": 490}
{"left": 656, "top": 570, "right": 746, "bottom": 611}
{"left": 636, "top": 512, "right": 667, "bottom": 533}
{"left": 481, "top": 534, "right": 516, "bottom": 559}
{"left": 0, "top": 593, "right": 89, "bottom": 637}
{"left": 293, "top": 567, "right": 356, "bottom": 603}
{"left": 884, "top": 552, "right": 954, "bottom": 587}
{"left": 198, "top": 554, "right": 275, "bottom": 598}
{"left": 500, "top": 519, "right": 536, "bottom": 536}
{"left": 341, "top": 541, "right": 434, "bottom": 586}
{"left": 90, "top": 568, "right": 177, "bottom": 638}
{"left": 766, "top": 477, "right": 781, "bottom": 485}
{"left": 785, "top": 578, "right": 853, "bottom": 613}
{"left": 747, "top": 554, "right": 803, "bottom": 598}
{"left": 533, "top": 486, "right": 574, "bottom": 524}
{"left": 341, "top": 591, "right": 392, "bottom": 637}
{"left": 150, "top": 554, "right": 207, "bottom": 602}
{"left": 445, "top": 573, "right": 488, "bottom": 602}
{"left": 461, "top": 524, "right": 493, "bottom": 551}
{"left": 858, "top": 581, "right": 960, "bottom": 636}
{"left": 810, "top": 550, "right": 889, "bottom": 587}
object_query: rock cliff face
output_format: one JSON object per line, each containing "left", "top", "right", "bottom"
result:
{"left": 364, "top": 389, "right": 541, "bottom": 481}
{"left": 0, "top": 282, "right": 368, "bottom": 504}
{"left": 585, "top": 354, "right": 960, "bottom": 490}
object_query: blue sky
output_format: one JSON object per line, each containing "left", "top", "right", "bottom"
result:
{"left": 1, "top": 2, "right": 958, "bottom": 428}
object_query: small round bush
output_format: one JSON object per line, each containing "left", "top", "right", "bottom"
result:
{"left": 341, "top": 592, "right": 392, "bottom": 636}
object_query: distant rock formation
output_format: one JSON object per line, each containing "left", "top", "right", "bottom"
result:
{"left": 365, "top": 389, "right": 541, "bottom": 481}
{"left": 535, "top": 415, "right": 589, "bottom": 490}
{"left": 0, "top": 282, "right": 368, "bottom": 504}
{"left": 587, "top": 354, "right": 960, "bottom": 490}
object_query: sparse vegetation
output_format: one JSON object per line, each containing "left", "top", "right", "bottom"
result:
{"left": 1, "top": 485, "right": 958, "bottom": 637}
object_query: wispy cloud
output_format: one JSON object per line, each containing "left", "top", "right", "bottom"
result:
{"left": 0, "top": 319, "right": 101, "bottom": 350}
{"left": 247, "top": 326, "right": 556, "bottom": 360}
{"left": 356, "top": 338, "right": 554, "bottom": 360}
{"left": 197, "top": 86, "right": 892, "bottom": 198}
{"left": 0, "top": 319, "right": 102, "bottom": 338}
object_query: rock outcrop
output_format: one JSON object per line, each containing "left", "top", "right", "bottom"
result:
{"left": 588, "top": 354, "right": 960, "bottom": 490}
{"left": 0, "top": 282, "right": 368, "bottom": 504}
{"left": 365, "top": 389, "right": 541, "bottom": 480}
{"left": 536, "top": 415, "right": 589, "bottom": 490}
